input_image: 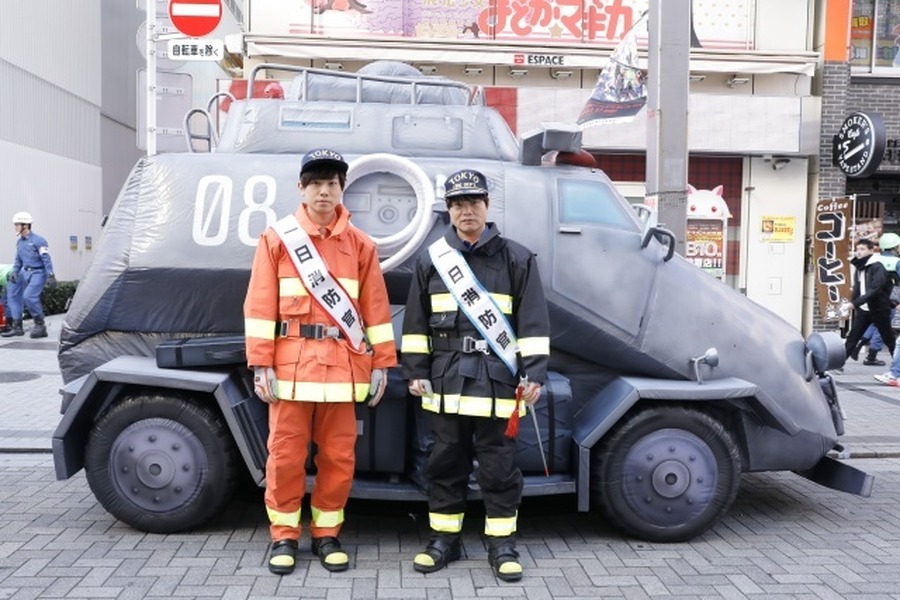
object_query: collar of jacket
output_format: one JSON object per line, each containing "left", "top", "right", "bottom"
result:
{"left": 851, "top": 255, "right": 873, "bottom": 269}
{"left": 296, "top": 203, "right": 350, "bottom": 238}
{"left": 444, "top": 222, "right": 502, "bottom": 255}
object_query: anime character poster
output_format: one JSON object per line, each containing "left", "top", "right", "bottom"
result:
{"left": 249, "top": 0, "right": 755, "bottom": 48}
{"left": 576, "top": 10, "right": 646, "bottom": 126}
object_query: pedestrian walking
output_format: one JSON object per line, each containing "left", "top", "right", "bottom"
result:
{"left": 854, "top": 233, "right": 900, "bottom": 366}
{"left": 243, "top": 148, "right": 397, "bottom": 575}
{"left": 2, "top": 212, "right": 57, "bottom": 339}
{"left": 401, "top": 169, "right": 551, "bottom": 582}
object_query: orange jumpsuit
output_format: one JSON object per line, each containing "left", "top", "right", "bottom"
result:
{"left": 244, "top": 203, "right": 397, "bottom": 542}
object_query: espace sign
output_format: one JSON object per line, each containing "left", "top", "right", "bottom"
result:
{"left": 513, "top": 53, "right": 566, "bottom": 66}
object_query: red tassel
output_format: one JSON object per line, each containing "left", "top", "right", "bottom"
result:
{"left": 505, "top": 384, "right": 523, "bottom": 438}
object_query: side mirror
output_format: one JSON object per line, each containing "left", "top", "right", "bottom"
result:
{"left": 690, "top": 347, "right": 719, "bottom": 384}
{"left": 641, "top": 225, "right": 676, "bottom": 262}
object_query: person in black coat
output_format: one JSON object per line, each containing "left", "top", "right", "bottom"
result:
{"left": 401, "top": 169, "right": 550, "bottom": 583}
{"left": 844, "top": 238, "right": 896, "bottom": 360}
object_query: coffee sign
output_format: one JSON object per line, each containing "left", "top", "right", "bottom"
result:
{"left": 833, "top": 111, "right": 887, "bottom": 178}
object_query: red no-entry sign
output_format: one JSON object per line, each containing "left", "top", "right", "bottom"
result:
{"left": 168, "top": 0, "right": 222, "bottom": 38}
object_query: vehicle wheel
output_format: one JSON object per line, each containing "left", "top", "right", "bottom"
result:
{"left": 591, "top": 405, "right": 741, "bottom": 543}
{"left": 85, "top": 392, "right": 239, "bottom": 534}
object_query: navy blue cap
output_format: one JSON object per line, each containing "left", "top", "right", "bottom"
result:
{"left": 300, "top": 148, "right": 348, "bottom": 177}
{"left": 444, "top": 169, "right": 490, "bottom": 200}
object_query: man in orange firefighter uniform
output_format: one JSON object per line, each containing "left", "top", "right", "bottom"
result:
{"left": 244, "top": 148, "right": 397, "bottom": 575}
{"left": 402, "top": 169, "right": 550, "bottom": 582}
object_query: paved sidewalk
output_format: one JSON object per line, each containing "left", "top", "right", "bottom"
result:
{"left": 2, "top": 317, "right": 900, "bottom": 459}
{"left": 0, "top": 313, "right": 66, "bottom": 451}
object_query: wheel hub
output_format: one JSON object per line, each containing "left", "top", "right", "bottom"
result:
{"left": 621, "top": 428, "right": 718, "bottom": 527}
{"left": 109, "top": 418, "right": 207, "bottom": 513}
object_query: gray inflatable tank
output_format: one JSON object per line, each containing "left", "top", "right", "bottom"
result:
{"left": 55, "top": 61, "right": 868, "bottom": 543}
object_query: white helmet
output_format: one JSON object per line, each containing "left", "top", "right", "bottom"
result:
{"left": 12, "top": 211, "right": 32, "bottom": 225}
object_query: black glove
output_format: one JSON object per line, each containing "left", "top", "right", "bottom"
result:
{"left": 46, "top": 274, "right": 57, "bottom": 289}
{"left": 7, "top": 271, "right": 17, "bottom": 284}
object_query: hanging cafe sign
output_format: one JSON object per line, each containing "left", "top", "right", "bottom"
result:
{"left": 832, "top": 111, "right": 894, "bottom": 178}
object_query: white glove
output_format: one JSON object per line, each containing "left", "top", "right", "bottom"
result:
{"left": 407, "top": 379, "right": 433, "bottom": 398}
{"left": 253, "top": 366, "right": 278, "bottom": 404}
{"left": 367, "top": 368, "right": 388, "bottom": 407}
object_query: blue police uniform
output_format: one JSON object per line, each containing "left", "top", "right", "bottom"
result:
{"left": 8, "top": 231, "right": 54, "bottom": 320}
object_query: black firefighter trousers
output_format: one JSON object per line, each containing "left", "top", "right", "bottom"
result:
{"left": 425, "top": 412, "right": 523, "bottom": 524}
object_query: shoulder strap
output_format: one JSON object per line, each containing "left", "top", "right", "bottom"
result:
{"left": 272, "top": 215, "right": 366, "bottom": 350}
{"left": 428, "top": 237, "right": 519, "bottom": 377}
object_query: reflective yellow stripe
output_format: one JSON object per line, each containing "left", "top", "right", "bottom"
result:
{"left": 430, "top": 293, "right": 513, "bottom": 314}
{"left": 495, "top": 398, "right": 525, "bottom": 419}
{"left": 442, "top": 393, "right": 460, "bottom": 413}
{"left": 491, "top": 294, "right": 513, "bottom": 314}
{"left": 519, "top": 336, "right": 550, "bottom": 357}
{"left": 337, "top": 278, "right": 359, "bottom": 299}
{"left": 366, "top": 323, "right": 394, "bottom": 345}
{"left": 275, "top": 380, "right": 369, "bottom": 402}
{"left": 421, "top": 394, "right": 521, "bottom": 417}
{"left": 429, "top": 512, "right": 464, "bottom": 533}
{"left": 421, "top": 393, "right": 440, "bottom": 413}
{"left": 484, "top": 513, "right": 517, "bottom": 537}
{"left": 311, "top": 506, "right": 344, "bottom": 528}
{"left": 267, "top": 506, "right": 301, "bottom": 528}
{"left": 430, "top": 294, "right": 457, "bottom": 313}
{"left": 279, "top": 278, "right": 307, "bottom": 297}
{"left": 245, "top": 318, "right": 276, "bottom": 340}
{"left": 402, "top": 334, "right": 431, "bottom": 354}
{"left": 279, "top": 277, "right": 358, "bottom": 298}
{"left": 457, "top": 395, "right": 493, "bottom": 417}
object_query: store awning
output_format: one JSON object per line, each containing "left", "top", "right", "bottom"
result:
{"left": 242, "top": 34, "right": 818, "bottom": 77}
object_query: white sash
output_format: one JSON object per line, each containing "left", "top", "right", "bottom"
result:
{"left": 273, "top": 215, "right": 366, "bottom": 350}
{"left": 429, "top": 236, "right": 519, "bottom": 376}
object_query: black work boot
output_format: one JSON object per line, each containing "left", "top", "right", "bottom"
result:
{"left": 29, "top": 316, "right": 47, "bottom": 339}
{"left": 1, "top": 320, "right": 24, "bottom": 337}
{"left": 487, "top": 535, "right": 522, "bottom": 582}
{"left": 864, "top": 350, "right": 886, "bottom": 366}
{"left": 0, "top": 322, "right": 10, "bottom": 334}
{"left": 413, "top": 532, "right": 461, "bottom": 574}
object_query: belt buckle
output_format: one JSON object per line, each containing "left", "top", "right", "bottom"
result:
{"left": 462, "top": 336, "right": 489, "bottom": 355}
{"left": 313, "top": 324, "right": 324, "bottom": 339}
{"left": 323, "top": 326, "right": 340, "bottom": 339}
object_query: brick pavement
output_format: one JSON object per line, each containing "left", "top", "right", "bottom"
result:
{"left": 3, "top": 319, "right": 900, "bottom": 597}
{"left": 0, "top": 454, "right": 897, "bottom": 599}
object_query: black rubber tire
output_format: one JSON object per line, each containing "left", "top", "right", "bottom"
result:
{"left": 84, "top": 392, "right": 239, "bottom": 534}
{"left": 591, "top": 405, "right": 741, "bottom": 543}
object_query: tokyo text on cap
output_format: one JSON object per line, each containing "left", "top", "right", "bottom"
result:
{"left": 300, "top": 148, "right": 348, "bottom": 176}
{"left": 444, "top": 169, "right": 490, "bottom": 199}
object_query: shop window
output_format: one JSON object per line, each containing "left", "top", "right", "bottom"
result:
{"left": 852, "top": 0, "right": 900, "bottom": 73}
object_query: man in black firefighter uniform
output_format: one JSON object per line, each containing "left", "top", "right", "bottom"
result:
{"left": 401, "top": 169, "right": 550, "bottom": 582}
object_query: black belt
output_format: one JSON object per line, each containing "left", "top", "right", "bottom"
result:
{"left": 279, "top": 321, "right": 344, "bottom": 339}
{"left": 430, "top": 335, "right": 490, "bottom": 354}
{"left": 22, "top": 266, "right": 44, "bottom": 271}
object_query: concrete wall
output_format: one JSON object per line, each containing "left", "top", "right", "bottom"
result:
{"left": 0, "top": 2, "right": 103, "bottom": 281}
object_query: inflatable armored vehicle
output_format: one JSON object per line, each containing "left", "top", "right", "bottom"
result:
{"left": 53, "top": 62, "right": 871, "bottom": 543}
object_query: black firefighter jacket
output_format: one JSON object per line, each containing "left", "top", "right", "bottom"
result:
{"left": 401, "top": 223, "right": 550, "bottom": 419}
